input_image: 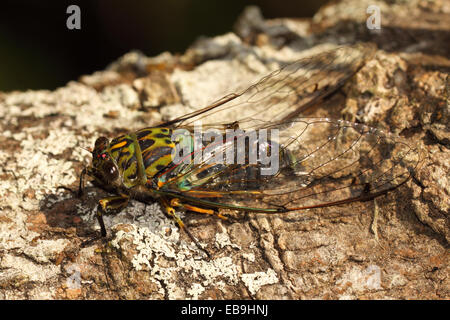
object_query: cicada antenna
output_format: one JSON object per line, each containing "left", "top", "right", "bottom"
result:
{"left": 80, "top": 146, "right": 93, "bottom": 153}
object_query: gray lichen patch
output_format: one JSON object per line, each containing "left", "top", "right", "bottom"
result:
{"left": 241, "top": 269, "right": 279, "bottom": 296}
{"left": 110, "top": 223, "right": 241, "bottom": 299}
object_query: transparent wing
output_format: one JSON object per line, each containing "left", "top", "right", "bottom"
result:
{"left": 153, "top": 43, "right": 419, "bottom": 212}
{"left": 160, "top": 43, "right": 376, "bottom": 130}
{"left": 156, "top": 118, "right": 419, "bottom": 211}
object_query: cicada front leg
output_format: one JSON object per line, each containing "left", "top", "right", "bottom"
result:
{"left": 55, "top": 166, "right": 91, "bottom": 197}
{"left": 78, "top": 167, "right": 89, "bottom": 197}
{"left": 96, "top": 195, "right": 130, "bottom": 237}
{"left": 78, "top": 166, "right": 98, "bottom": 198}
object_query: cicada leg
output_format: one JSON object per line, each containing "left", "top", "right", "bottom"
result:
{"left": 55, "top": 166, "right": 90, "bottom": 197}
{"left": 170, "top": 198, "right": 228, "bottom": 221}
{"left": 96, "top": 195, "right": 130, "bottom": 237}
{"left": 160, "top": 197, "right": 211, "bottom": 258}
{"left": 78, "top": 167, "right": 88, "bottom": 197}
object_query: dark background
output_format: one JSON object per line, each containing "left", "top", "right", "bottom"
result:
{"left": 0, "top": 0, "right": 328, "bottom": 92}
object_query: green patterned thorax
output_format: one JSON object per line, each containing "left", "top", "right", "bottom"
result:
{"left": 107, "top": 127, "right": 175, "bottom": 188}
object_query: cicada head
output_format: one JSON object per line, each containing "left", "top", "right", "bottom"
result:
{"left": 90, "top": 136, "right": 120, "bottom": 186}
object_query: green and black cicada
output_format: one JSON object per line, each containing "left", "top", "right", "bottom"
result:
{"left": 78, "top": 44, "right": 420, "bottom": 255}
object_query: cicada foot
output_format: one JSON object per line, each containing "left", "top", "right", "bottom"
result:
{"left": 80, "top": 235, "right": 117, "bottom": 261}
{"left": 160, "top": 197, "right": 211, "bottom": 259}
{"left": 96, "top": 195, "right": 130, "bottom": 237}
{"left": 80, "top": 195, "right": 130, "bottom": 248}
{"left": 56, "top": 185, "right": 78, "bottom": 196}
{"left": 80, "top": 233, "right": 110, "bottom": 248}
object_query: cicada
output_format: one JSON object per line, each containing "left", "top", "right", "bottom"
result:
{"left": 78, "top": 44, "right": 419, "bottom": 255}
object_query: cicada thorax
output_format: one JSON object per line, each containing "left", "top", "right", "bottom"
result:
{"left": 136, "top": 127, "right": 175, "bottom": 179}
{"left": 107, "top": 127, "right": 176, "bottom": 189}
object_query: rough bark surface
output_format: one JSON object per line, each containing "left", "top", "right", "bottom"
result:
{"left": 0, "top": 0, "right": 448, "bottom": 299}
